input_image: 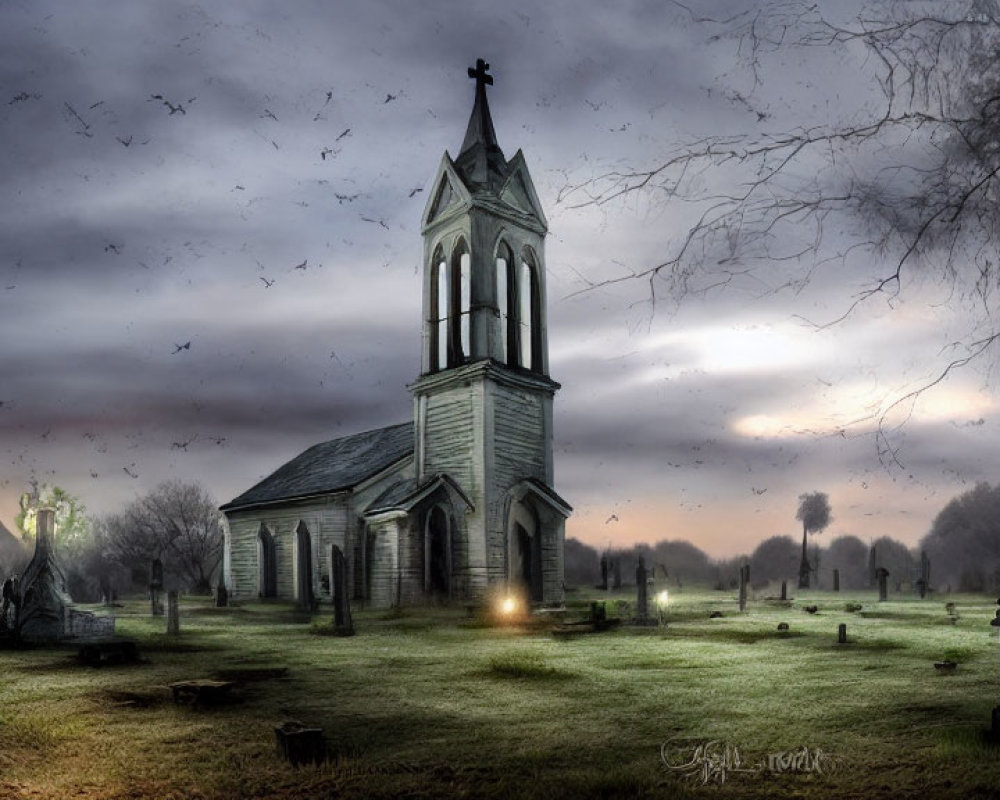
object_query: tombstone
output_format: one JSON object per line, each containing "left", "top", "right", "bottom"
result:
{"left": 331, "top": 545, "right": 354, "bottom": 636}
{"left": 612, "top": 559, "right": 622, "bottom": 590}
{"left": 635, "top": 557, "right": 649, "bottom": 622}
{"left": 738, "top": 564, "right": 749, "bottom": 612}
{"left": 215, "top": 580, "right": 229, "bottom": 608}
{"left": 150, "top": 558, "right": 164, "bottom": 617}
{"left": 876, "top": 567, "right": 890, "bottom": 602}
{"left": 599, "top": 555, "right": 608, "bottom": 591}
{"left": 275, "top": 721, "right": 327, "bottom": 766}
{"left": 589, "top": 601, "right": 606, "bottom": 623}
{"left": 838, "top": 623, "right": 847, "bottom": 644}
{"left": 780, "top": 580, "right": 787, "bottom": 601}
{"left": 833, "top": 569, "right": 840, "bottom": 593}
{"left": 167, "top": 590, "right": 179, "bottom": 635}
{"left": 777, "top": 622, "right": 789, "bottom": 632}
{"left": 918, "top": 551, "right": 931, "bottom": 598}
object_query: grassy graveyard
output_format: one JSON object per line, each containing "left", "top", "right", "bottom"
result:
{"left": 2, "top": 588, "right": 1000, "bottom": 799}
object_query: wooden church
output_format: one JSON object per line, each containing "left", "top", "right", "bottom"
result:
{"left": 221, "top": 60, "right": 570, "bottom": 608}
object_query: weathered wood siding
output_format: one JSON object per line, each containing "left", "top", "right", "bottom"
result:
{"left": 421, "top": 380, "right": 487, "bottom": 597}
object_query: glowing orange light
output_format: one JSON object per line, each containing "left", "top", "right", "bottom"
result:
{"left": 500, "top": 596, "right": 517, "bottom": 615}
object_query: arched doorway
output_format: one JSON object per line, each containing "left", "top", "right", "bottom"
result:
{"left": 425, "top": 505, "right": 451, "bottom": 598}
{"left": 257, "top": 525, "right": 277, "bottom": 598}
{"left": 296, "top": 522, "right": 313, "bottom": 609}
{"left": 510, "top": 505, "right": 543, "bottom": 603}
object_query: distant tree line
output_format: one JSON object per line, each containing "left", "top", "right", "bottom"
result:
{"left": 567, "top": 481, "right": 1000, "bottom": 594}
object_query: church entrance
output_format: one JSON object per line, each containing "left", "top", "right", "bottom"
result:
{"left": 257, "top": 526, "right": 277, "bottom": 598}
{"left": 296, "top": 523, "right": 313, "bottom": 609}
{"left": 513, "top": 520, "right": 543, "bottom": 603}
{"left": 425, "top": 506, "right": 450, "bottom": 598}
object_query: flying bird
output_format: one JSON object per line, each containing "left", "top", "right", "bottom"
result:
{"left": 123, "top": 464, "right": 139, "bottom": 479}
{"left": 320, "top": 147, "right": 335, "bottom": 160}
{"left": 116, "top": 135, "right": 132, "bottom": 147}
{"left": 261, "top": 108, "right": 278, "bottom": 121}
{"left": 361, "top": 216, "right": 389, "bottom": 230}
{"left": 605, "top": 514, "right": 619, "bottom": 524}
{"left": 259, "top": 276, "right": 275, "bottom": 288}
{"left": 105, "top": 243, "right": 121, "bottom": 254}
{"left": 335, "top": 193, "right": 359, "bottom": 204}
{"left": 293, "top": 260, "right": 307, "bottom": 270}
{"left": 324, "top": 90, "right": 333, "bottom": 104}
{"left": 335, "top": 128, "right": 351, "bottom": 141}
{"left": 172, "top": 341, "right": 191, "bottom": 353}
{"left": 384, "top": 93, "right": 397, "bottom": 103}
{"left": 408, "top": 186, "right": 423, "bottom": 198}
{"left": 752, "top": 487, "right": 767, "bottom": 495}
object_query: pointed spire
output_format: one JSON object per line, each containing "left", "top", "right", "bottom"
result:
{"left": 455, "top": 59, "right": 507, "bottom": 191}
{"left": 460, "top": 59, "right": 499, "bottom": 155}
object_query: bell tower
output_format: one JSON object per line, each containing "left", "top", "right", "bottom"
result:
{"left": 410, "top": 60, "right": 569, "bottom": 604}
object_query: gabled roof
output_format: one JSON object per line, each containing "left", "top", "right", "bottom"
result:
{"left": 221, "top": 422, "right": 413, "bottom": 512}
{"left": 363, "top": 473, "right": 474, "bottom": 517}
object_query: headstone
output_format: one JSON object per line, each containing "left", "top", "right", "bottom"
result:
{"left": 167, "top": 590, "right": 179, "bottom": 635}
{"left": 919, "top": 551, "right": 930, "bottom": 598}
{"left": 777, "top": 622, "right": 789, "bottom": 632}
{"left": 635, "top": 556, "right": 649, "bottom": 621}
{"left": 833, "top": 569, "right": 840, "bottom": 593}
{"left": 275, "top": 721, "right": 327, "bottom": 766}
{"left": 780, "top": 580, "right": 787, "bottom": 601}
{"left": 150, "top": 558, "right": 164, "bottom": 616}
{"left": 876, "top": 567, "right": 890, "bottom": 602}
{"left": 738, "top": 564, "right": 749, "bottom": 612}
{"left": 838, "top": 623, "right": 847, "bottom": 644}
{"left": 331, "top": 545, "right": 354, "bottom": 636}
{"left": 612, "top": 558, "right": 622, "bottom": 590}
{"left": 215, "top": 581, "right": 228, "bottom": 608}
{"left": 589, "top": 601, "right": 606, "bottom": 623}
{"left": 599, "top": 555, "right": 608, "bottom": 591}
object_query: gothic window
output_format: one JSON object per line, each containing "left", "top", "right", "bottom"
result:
{"left": 295, "top": 521, "right": 313, "bottom": 609}
{"left": 449, "top": 239, "right": 470, "bottom": 365}
{"left": 496, "top": 242, "right": 517, "bottom": 366}
{"left": 425, "top": 505, "right": 451, "bottom": 597}
{"left": 257, "top": 524, "right": 277, "bottom": 598}
{"left": 429, "top": 246, "right": 447, "bottom": 372}
{"left": 519, "top": 247, "right": 542, "bottom": 372}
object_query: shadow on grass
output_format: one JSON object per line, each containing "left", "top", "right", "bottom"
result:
{"left": 479, "top": 651, "right": 575, "bottom": 681}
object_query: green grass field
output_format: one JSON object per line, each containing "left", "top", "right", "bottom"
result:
{"left": 2, "top": 587, "right": 1000, "bottom": 799}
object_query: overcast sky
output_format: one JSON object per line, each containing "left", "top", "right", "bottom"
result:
{"left": 1, "top": 0, "right": 996, "bottom": 559}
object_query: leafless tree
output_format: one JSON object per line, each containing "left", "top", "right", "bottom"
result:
{"left": 560, "top": 1, "right": 1000, "bottom": 460}
{"left": 796, "top": 491, "right": 831, "bottom": 587}
{"left": 103, "top": 480, "right": 222, "bottom": 593}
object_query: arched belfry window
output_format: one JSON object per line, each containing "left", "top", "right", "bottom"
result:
{"left": 449, "top": 239, "right": 470, "bottom": 365}
{"left": 519, "top": 247, "right": 542, "bottom": 373}
{"left": 495, "top": 242, "right": 517, "bottom": 366}
{"left": 429, "top": 246, "right": 447, "bottom": 372}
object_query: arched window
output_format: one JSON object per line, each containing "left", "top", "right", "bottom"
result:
{"left": 519, "top": 248, "right": 542, "bottom": 372}
{"left": 295, "top": 521, "right": 313, "bottom": 609}
{"left": 257, "top": 524, "right": 277, "bottom": 598}
{"left": 424, "top": 505, "right": 451, "bottom": 597}
{"left": 449, "top": 239, "right": 470, "bottom": 365}
{"left": 496, "top": 242, "right": 517, "bottom": 366}
{"left": 429, "top": 246, "right": 447, "bottom": 372}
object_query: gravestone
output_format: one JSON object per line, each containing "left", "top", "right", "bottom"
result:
{"left": 215, "top": 580, "right": 228, "bottom": 608}
{"left": 833, "top": 569, "right": 840, "bottom": 592}
{"left": 918, "top": 551, "right": 930, "bottom": 598}
{"left": 612, "top": 559, "right": 622, "bottom": 590}
{"left": 150, "top": 558, "right": 164, "bottom": 616}
{"left": 635, "top": 556, "right": 649, "bottom": 622}
{"left": 599, "top": 555, "right": 608, "bottom": 591}
{"left": 331, "top": 545, "right": 354, "bottom": 636}
{"left": 167, "top": 590, "right": 179, "bottom": 635}
{"left": 780, "top": 580, "right": 787, "bottom": 601}
{"left": 275, "top": 720, "right": 327, "bottom": 766}
{"left": 738, "top": 564, "right": 749, "bottom": 612}
{"left": 876, "top": 567, "right": 890, "bottom": 602}
{"left": 838, "top": 623, "right": 847, "bottom": 644}
{"left": 777, "top": 622, "right": 789, "bottom": 632}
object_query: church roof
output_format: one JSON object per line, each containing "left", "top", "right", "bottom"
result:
{"left": 364, "top": 473, "right": 474, "bottom": 517}
{"left": 453, "top": 58, "right": 508, "bottom": 193}
{"left": 220, "top": 422, "right": 413, "bottom": 512}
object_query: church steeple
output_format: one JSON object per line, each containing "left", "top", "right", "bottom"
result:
{"left": 454, "top": 59, "right": 508, "bottom": 193}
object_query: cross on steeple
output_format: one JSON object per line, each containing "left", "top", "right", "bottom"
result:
{"left": 468, "top": 59, "right": 493, "bottom": 91}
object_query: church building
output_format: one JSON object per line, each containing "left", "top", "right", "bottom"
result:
{"left": 221, "top": 60, "right": 570, "bottom": 608}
